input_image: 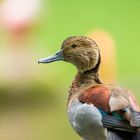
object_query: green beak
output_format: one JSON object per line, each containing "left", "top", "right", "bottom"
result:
{"left": 38, "top": 51, "right": 63, "bottom": 64}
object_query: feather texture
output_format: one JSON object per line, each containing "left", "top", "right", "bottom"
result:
{"left": 78, "top": 85, "right": 111, "bottom": 112}
{"left": 109, "top": 87, "right": 140, "bottom": 112}
{"left": 130, "top": 107, "right": 140, "bottom": 127}
{"left": 107, "top": 129, "right": 140, "bottom": 140}
{"left": 102, "top": 115, "right": 139, "bottom": 133}
{"left": 79, "top": 85, "right": 140, "bottom": 114}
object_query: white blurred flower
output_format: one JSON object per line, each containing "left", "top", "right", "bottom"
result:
{"left": 0, "top": 0, "right": 41, "bottom": 29}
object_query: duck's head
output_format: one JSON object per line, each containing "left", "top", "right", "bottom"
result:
{"left": 38, "top": 36, "right": 101, "bottom": 73}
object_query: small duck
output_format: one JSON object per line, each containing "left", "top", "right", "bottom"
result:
{"left": 38, "top": 36, "right": 140, "bottom": 140}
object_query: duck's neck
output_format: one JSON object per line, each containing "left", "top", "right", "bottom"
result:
{"left": 68, "top": 54, "right": 102, "bottom": 103}
{"left": 67, "top": 69, "right": 102, "bottom": 104}
{"left": 72, "top": 53, "right": 102, "bottom": 88}
{"left": 74, "top": 69, "right": 102, "bottom": 88}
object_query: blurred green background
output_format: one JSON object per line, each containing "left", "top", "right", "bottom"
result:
{"left": 0, "top": 0, "right": 140, "bottom": 140}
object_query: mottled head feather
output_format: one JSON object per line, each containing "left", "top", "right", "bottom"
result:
{"left": 61, "top": 36, "right": 100, "bottom": 73}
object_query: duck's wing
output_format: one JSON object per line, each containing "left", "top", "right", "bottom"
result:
{"left": 78, "top": 85, "right": 140, "bottom": 131}
{"left": 108, "top": 87, "right": 140, "bottom": 128}
{"left": 107, "top": 128, "right": 140, "bottom": 140}
{"left": 103, "top": 115, "right": 140, "bottom": 140}
{"left": 79, "top": 85, "right": 140, "bottom": 112}
{"left": 79, "top": 85, "right": 111, "bottom": 112}
{"left": 109, "top": 87, "right": 140, "bottom": 112}
{"left": 102, "top": 114, "right": 139, "bottom": 133}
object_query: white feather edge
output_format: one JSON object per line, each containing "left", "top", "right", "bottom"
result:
{"left": 109, "top": 95, "right": 130, "bottom": 112}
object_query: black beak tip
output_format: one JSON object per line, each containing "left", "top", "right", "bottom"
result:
{"left": 38, "top": 60, "right": 41, "bottom": 64}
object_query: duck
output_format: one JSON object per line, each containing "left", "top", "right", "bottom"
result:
{"left": 38, "top": 36, "right": 140, "bottom": 140}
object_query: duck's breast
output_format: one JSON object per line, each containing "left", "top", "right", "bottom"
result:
{"left": 68, "top": 99, "right": 107, "bottom": 140}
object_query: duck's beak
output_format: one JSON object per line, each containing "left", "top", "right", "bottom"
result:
{"left": 38, "top": 51, "right": 63, "bottom": 64}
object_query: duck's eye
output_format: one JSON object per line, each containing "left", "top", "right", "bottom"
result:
{"left": 71, "top": 44, "right": 77, "bottom": 48}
